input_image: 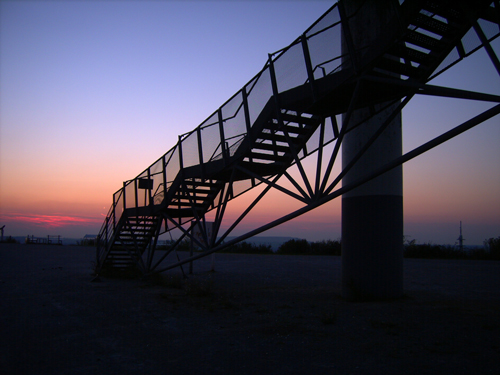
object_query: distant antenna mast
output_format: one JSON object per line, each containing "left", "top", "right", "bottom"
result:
{"left": 457, "top": 221, "right": 464, "bottom": 251}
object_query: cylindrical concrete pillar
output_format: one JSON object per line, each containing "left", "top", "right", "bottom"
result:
{"left": 341, "top": 0, "right": 404, "bottom": 300}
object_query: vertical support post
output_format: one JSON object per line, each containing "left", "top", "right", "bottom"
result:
{"left": 162, "top": 154, "right": 167, "bottom": 202}
{"left": 341, "top": 0, "right": 403, "bottom": 300}
{"left": 134, "top": 179, "right": 139, "bottom": 216}
{"left": 242, "top": 87, "right": 255, "bottom": 187}
{"left": 112, "top": 193, "right": 116, "bottom": 229}
{"left": 242, "top": 87, "right": 252, "bottom": 135}
{"left": 315, "top": 120, "right": 325, "bottom": 196}
{"left": 332, "top": 115, "right": 340, "bottom": 139}
{"left": 147, "top": 168, "right": 152, "bottom": 206}
{"left": 178, "top": 138, "right": 184, "bottom": 214}
{"left": 301, "top": 34, "right": 317, "bottom": 101}
{"left": 197, "top": 127, "right": 204, "bottom": 179}
{"left": 268, "top": 54, "right": 281, "bottom": 156}
{"left": 268, "top": 54, "right": 281, "bottom": 110}
{"left": 105, "top": 216, "right": 109, "bottom": 249}
{"left": 218, "top": 109, "right": 228, "bottom": 163}
{"left": 122, "top": 182, "right": 127, "bottom": 210}
{"left": 178, "top": 136, "right": 184, "bottom": 170}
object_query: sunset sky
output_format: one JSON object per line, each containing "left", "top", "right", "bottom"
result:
{"left": 1, "top": 1, "right": 499, "bottom": 245}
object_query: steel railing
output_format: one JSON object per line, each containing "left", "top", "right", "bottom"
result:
{"left": 96, "top": 1, "right": 500, "bottom": 263}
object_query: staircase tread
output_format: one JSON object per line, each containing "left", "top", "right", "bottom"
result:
{"left": 411, "top": 13, "right": 457, "bottom": 37}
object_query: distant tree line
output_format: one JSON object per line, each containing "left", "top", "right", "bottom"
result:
{"left": 218, "top": 236, "right": 500, "bottom": 259}
{"left": 404, "top": 236, "right": 500, "bottom": 260}
{"left": 220, "top": 241, "right": 273, "bottom": 254}
{"left": 219, "top": 238, "right": 342, "bottom": 256}
{"left": 0, "top": 236, "right": 18, "bottom": 244}
{"left": 276, "top": 239, "right": 341, "bottom": 256}
{"left": 485, "top": 236, "right": 500, "bottom": 259}
{"left": 158, "top": 239, "right": 273, "bottom": 254}
{"left": 153, "top": 235, "right": 500, "bottom": 260}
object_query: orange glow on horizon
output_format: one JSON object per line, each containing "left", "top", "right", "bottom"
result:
{"left": 0, "top": 212, "right": 102, "bottom": 229}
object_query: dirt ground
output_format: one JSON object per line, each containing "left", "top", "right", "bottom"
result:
{"left": 0, "top": 243, "right": 499, "bottom": 374}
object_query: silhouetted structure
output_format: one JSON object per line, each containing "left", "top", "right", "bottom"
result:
{"left": 457, "top": 221, "right": 465, "bottom": 252}
{"left": 96, "top": 0, "right": 500, "bottom": 300}
{"left": 340, "top": 0, "right": 404, "bottom": 300}
{"left": 26, "top": 235, "right": 63, "bottom": 245}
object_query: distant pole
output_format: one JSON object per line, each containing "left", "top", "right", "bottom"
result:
{"left": 458, "top": 221, "right": 464, "bottom": 252}
{"left": 341, "top": 0, "right": 404, "bottom": 300}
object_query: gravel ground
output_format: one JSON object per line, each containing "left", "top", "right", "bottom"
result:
{"left": 0, "top": 243, "right": 499, "bottom": 374}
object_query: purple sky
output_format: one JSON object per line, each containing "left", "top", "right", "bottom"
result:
{"left": 1, "top": 1, "right": 499, "bottom": 245}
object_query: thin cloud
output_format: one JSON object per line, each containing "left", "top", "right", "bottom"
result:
{"left": 0, "top": 213, "right": 102, "bottom": 228}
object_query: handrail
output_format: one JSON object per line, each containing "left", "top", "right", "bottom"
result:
{"left": 97, "top": 0, "right": 499, "bottom": 266}
{"left": 95, "top": 3, "right": 379, "bottom": 257}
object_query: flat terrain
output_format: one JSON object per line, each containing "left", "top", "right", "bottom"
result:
{"left": 1, "top": 243, "right": 499, "bottom": 374}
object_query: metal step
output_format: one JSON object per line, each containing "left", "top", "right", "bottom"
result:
{"left": 248, "top": 152, "right": 290, "bottom": 162}
{"left": 281, "top": 113, "right": 319, "bottom": 126}
{"left": 411, "top": 13, "right": 456, "bottom": 37}
{"left": 258, "top": 132, "right": 301, "bottom": 144}
{"left": 253, "top": 142, "right": 290, "bottom": 153}
{"left": 405, "top": 29, "right": 443, "bottom": 51}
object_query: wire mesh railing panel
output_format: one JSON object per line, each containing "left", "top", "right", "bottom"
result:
{"left": 125, "top": 180, "right": 136, "bottom": 211}
{"left": 273, "top": 41, "right": 309, "bottom": 93}
{"left": 162, "top": 148, "right": 174, "bottom": 178}
{"left": 305, "top": 4, "right": 340, "bottom": 39}
{"left": 308, "top": 24, "right": 344, "bottom": 77}
{"left": 246, "top": 68, "right": 273, "bottom": 125}
{"left": 137, "top": 169, "right": 149, "bottom": 180}
{"left": 221, "top": 90, "right": 244, "bottom": 121}
{"left": 222, "top": 93, "right": 247, "bottom": 145}
{"left": 226, "top": 135, "right": 245, "bottom": 158}
{"left": 98, "top": 207, "right": 113, "bottom": 241}
{"left": 165, "top": 147, "right": 180, "bottom": 185}
{"left": 151, "top": 171, "right": 163, "bottom": 189}
{"left": 231, "top": 179, "right": 254, "bottom": 200}
{"left": 138, "top": 187, "right": 148, "bottom": 207}
{"left": 180, "top": 131, "right": 199, "bottom": 169}
{"left": 150, "top": 157, "right": 164, "bottom": 175}
{"left": 113, "top": 189, "right": 124, "bottom": 219}
{"left": 200, "top": 120, "right": 222, "bottom": 164}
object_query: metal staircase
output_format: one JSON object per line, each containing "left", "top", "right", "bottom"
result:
{"left": 96, "top": 0, "right": 500, "bottom": 276}
{"left": 372, "top": 0, "right": 497, "bottom": 82}
{"left": 98, "top": 216, "right": 160, "bottom": 271}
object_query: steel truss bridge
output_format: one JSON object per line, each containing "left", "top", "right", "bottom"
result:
{"left": 96, "top": 0, "right": 500, "bottom": 276}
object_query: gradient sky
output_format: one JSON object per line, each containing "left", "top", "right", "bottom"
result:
{"left": 1, "top": 1, "right": 499, "bottom": 245}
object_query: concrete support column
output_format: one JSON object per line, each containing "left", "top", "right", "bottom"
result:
{"left": 341, "top": 0, "right": 404, "bottom": 300}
